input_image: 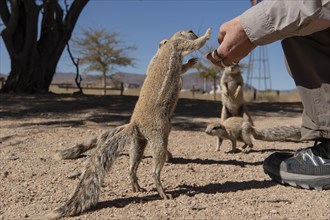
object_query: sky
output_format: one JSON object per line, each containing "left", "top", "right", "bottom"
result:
{"left": 0, "top": 0, "right": 297, "bottom": 90}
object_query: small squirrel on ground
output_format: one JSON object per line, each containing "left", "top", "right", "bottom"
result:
{"left": 205, "top": 117, "right": 302, "bottom": 153}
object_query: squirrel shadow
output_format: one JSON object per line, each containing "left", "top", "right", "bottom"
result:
{"left": 170, "top": 180, "right": 277, "bottom": 197}
{"left": 169, "top": 156, "right": 263, "bottom": 167}
{"left": 92, "top": 179, "right": 276, "bottom": 213}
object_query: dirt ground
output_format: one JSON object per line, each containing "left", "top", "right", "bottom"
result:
{"left": 1, "top": 94, "right": 329, "bottom": 220}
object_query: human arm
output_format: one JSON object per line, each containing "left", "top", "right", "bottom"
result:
{"left": 207, "top": 0, "right": 330, "bottom": 66}
{"left": 241, "top": 0, "right": 330, "bottom": 45}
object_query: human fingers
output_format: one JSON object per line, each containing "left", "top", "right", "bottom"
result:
{"left": 217, "top": 16, "right": 256, "bottom": 65}
{"left": 205, "top": 50, "right": 237, "bottom": 68}
{"left": 218, "top": 24, "right": 225, "bottom": 44}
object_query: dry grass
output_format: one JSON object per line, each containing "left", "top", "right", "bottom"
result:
{"left": 244, "top": 90, "right": 301, "bottom": 103}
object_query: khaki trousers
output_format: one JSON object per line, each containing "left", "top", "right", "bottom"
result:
{"left": 281, "top": 28, "right": 330, "bottom": 140}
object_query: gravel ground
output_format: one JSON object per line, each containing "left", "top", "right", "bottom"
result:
{"left": 1, "top": 94, "right": 329, "bottom": 220}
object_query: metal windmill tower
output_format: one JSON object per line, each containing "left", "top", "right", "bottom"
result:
{"left": 245, "top": 0, "right": 272, "bottom": 91}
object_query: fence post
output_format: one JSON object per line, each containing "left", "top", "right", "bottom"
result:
{"left": 0, "top": 77, "right": 4, "bottom": 88}
{"left": 120, "top": 82, "right": 124, "bottom": 96}
{"left": 192, "top": 85, "right": 195, "bottom": 98}
{"left": 253, "top": 89, "right": 257, "bottom": 101}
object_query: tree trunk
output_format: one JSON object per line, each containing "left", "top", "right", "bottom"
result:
{"left": 0, "top": 0, "right": 89, "bottom": 93}
{"left": 213, "top": 77, "right": 217, "bottom": 101}
{"left": 102, "top": 71, "right": 106, "bottom": 95}
{"left": 203, "top": 78, "right": 207, "bottom": 93}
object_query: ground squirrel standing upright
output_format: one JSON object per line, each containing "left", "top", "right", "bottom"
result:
{"left": 214, "top": 64, "right": 253, "bottom": 152}
{"left": 55, "top": 42, "right": 198, "bottom": 162}
{"left": 220, "top": 65, "right": 252, "bottom": 122}
{"left": 205, "top": 117, "right": 302, "bottom": 153}
{"left": 47, "top": 28, "right": 211, "bottom": 219}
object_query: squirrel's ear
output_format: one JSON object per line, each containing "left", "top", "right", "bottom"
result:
{"left": 159, "top": 40, "right": 168, "bottom": 48}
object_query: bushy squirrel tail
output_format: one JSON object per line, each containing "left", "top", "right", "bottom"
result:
{"left": 253, "top": 125, "right": 302, "bottom": 142}
{"left": 46, "top": 124, "right": 133, "bottom": 219}
{"left": 54, "top": 125, "right": 126, "bottom": 160}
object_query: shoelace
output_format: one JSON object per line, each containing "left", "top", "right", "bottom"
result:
{"left": 312, "top": 140, "right": 330, "bottom": 160}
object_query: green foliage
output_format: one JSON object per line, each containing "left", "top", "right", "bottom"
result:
{"left": 195, "top": 61, "right": 223, "bottom": 80}
{"left": 72, "top": 27, "right": 136, "bottom": 75}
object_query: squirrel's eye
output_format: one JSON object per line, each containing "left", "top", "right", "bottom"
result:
{"left": 213, "top": 125, "right": 222, "bottom": 130}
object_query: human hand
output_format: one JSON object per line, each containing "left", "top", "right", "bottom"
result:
{"left": 206, "top": 16, "right": 256, "bottom": 67}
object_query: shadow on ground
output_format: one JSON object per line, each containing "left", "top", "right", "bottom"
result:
{"left": 0, "top": 94, "right": 303, "bottom": 131}
{"left": 92, "top": 179, "right": 277, "bottom": 213}
{"left": 169, "top": 156, "right": 263, "bottom": 167}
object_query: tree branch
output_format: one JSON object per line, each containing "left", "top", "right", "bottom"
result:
{"left": 53, "top": 0, "right": 64, "bottom": 30}
{"left": 22, "top": 0, "right": 41, "bottom": 58}
{"left": 0, "top": 0, "right": 10, "bottom": 26}
{"left": 1, "top": 0, "right": 20, "bottom": 58}
{"left": 4, "top": 0, "right": 20, "bottom": 36}
{"left": 64, "top": 0, "right": 89, "bottom": 35}
{"left": 67, "top": 41, "right": 83, "bottom": 93}
{"left": 52, "top": 0, "right": 89, "bottom": 65}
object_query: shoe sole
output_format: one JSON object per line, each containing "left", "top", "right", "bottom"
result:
{"left": 264, "top": 169, "right": 330, "bottom": 190}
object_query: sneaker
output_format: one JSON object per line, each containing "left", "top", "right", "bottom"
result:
{"left": 263, "top": 140, "right": 330, "bottom": 190}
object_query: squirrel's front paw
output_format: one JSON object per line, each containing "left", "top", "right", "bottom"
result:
{"left": 234, "top": 91, "right": 239, "bottom": 98}
{"left": 188, "top": 58, "right": 198, "bottom": 65}
{"left": 205, "top": 28, "right": 212, "bottom": 39}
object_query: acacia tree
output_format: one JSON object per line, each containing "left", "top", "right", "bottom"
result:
{"left": 191, "top": 44, "right": 224, "bottom": 100}
{"left": 0, "top": 0, "right": 89, "bottom": 93}
{"left": 196, "top": 62, "right": 223, "bottom": 101}
{"left": 72, "top": 27, "right": 136, "bottom": 95}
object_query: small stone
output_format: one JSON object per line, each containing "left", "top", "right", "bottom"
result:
{"left": 3, "top": 171, "right": 9, "bottom": 178}
{"left": 67, "top": 170, "right": 81, "bottom": 179}
{"left": 7, "top": 154, "right": 19, "bottom": 160}
{"left": 270, "top": 209, "right": 278, "bottom": 214}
